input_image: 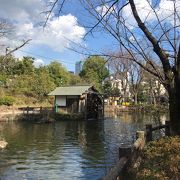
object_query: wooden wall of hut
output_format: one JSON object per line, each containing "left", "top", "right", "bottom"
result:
{"left": 66, "top": 97, "right": 79, "bottom": 113}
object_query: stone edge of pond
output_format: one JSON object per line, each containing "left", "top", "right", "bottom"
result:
{"left": 21, "top": 113, "right": 84, "bottom": 122}
{"left": 0, "top": 113, "right": 85, "bottom": 122}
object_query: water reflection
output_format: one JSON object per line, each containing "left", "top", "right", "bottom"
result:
{"left": 0, "top": 112, "right": 168, "bottom": 180}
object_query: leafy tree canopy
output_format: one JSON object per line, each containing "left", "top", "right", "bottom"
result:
{"left": 80, "top": 56, "right": 109, "bottom": 92}
{"left": 0, "top": 55, "right": 85, "bottom": 105}
{"left": 47, "top": 61, "right": 71, "bottom": 86}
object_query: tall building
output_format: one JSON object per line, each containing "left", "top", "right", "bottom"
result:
{"left": 75, "top": 61, "right": 83, "bottom": 75}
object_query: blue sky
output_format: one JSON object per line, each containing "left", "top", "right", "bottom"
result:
{"left": 0, "top": 0, "right": 116, "bottom": 72}
{"left": 0, "top": 0, "right": 179, "bottom": 71}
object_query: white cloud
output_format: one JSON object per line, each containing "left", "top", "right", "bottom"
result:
{"left": 95, "top": 0, "right": 180, "bottom": 33}
{"left": 13, "top": 14, "right": 85, "bottom": 52}
{"left": 0, "top": 0, "right": 86, "bottom": 53}
{"left": 122, "top": 0, "right": 180, "bottom": 29}
{"left": 33, "top": 59, "right": 45, "bottom": 67}
{"left": 33, "top": 15, "right": 86, "bottom": 51}
{"left": 0, "top": 0, "right": 45, "bottom": 23}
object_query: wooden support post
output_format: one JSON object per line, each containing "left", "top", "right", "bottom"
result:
{"left": 134, "top": 131, "right": 145, "bottom": 150}
{"left": 119, "top": 144, "right": 132, "bottom": 159}
{"left": 40, "top": 106, "right": 42, "bottom": 113}
{"left": 165, "top": 121, "right": 170, "bottom": 136}
{"left": 53, "top": 96, "right": 58, "bottom": 113}
{"left": 101, "top": 157, "right": 128, "bottom": 180}
{"left": 136, "top": 131, "right": 145, "bottom": 140}
{"left": 146, "top": 124, "right": 152, "bottom": 142}
{"left": 27, "top": 106, "right": 29, "bottom": 115}
{"left": 55, "top": 104, "right": 58, "bottom": 113}
{"left": 26, "top": 106, "right": 30, "bottom": 121}
{"left": 85, "top": 93, "right": 87, "bottom": 120}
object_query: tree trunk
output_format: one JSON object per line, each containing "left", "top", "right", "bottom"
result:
{"left": 152, "top": 91, "right": 156, "bottom": 107}
{"left": 134, "top": 93, "right": 138, "bottom": 105}
{"left": 169, "top": 87, "right": 180, "bottom": 135}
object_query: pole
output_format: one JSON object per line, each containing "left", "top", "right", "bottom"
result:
{"left": 146, "top": 124, "right": 152, "bottom": 142}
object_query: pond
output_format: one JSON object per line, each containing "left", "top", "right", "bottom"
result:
{"left": 0, "top": 112, "right": 168, "bottom": 180}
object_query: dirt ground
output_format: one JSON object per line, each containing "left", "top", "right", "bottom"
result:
{"left": 0, "top": 106, "right": 24, "bottom": 121}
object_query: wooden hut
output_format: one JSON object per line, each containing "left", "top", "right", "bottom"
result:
{"left": 48, "top": 85, "right": 104, "bottom": 120}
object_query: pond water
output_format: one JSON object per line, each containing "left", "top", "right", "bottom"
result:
{"left": 0, "top": 112, "right": 168, "bottom": 180}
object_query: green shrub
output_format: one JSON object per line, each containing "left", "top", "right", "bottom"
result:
{"left": 0, "top": 74, "right": 7, "bottom": 87}
{"left": 0, "top": 96, "right": 15, "bottom": 106}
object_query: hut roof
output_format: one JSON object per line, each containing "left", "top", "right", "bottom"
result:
{"left": 48, "top": 85, "right": 92, "bottom": 96}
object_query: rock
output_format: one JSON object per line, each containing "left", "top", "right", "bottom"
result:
{"left": 0, "top": 140, "right": 8, "bottom": 149}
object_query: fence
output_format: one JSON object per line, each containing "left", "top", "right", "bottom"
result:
{"left": 101, "top": 121, "right": 171, "bottom": 180}
{"left": 146, "top": 121, "right": 170, "bottom": 142}
{"left": 101, "top": 131, "right": 145, "bottom": 180}
{"left": 18, "top": 106, "right": 54, "bottom": 114}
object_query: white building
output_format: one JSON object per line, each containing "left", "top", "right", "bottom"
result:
{"left": 154, "top": 80, "right": 166, "bottom": 95}
{"left": 107, "top": 71, "right": 131, "bottom": 100}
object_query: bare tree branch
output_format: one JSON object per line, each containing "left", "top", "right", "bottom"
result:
{"left": 4, "top": 39, "right": 31, "bottom": 58}
{"left": 129, "top": 0, "right": 173, "bottom": 87}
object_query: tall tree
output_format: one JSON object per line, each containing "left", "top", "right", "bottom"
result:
{"left": 0, "top": 55, "right": 16, "bottom": 75}
{"left": 47, "top": 61, "right": 70, "bottom": 86}
{"left": 127, "top": 0, "right": 180, "bottom": 134}
{"left": 129, "top": 61, "right": 143, "bottom": 105}
{"left": 13, "top": 56, "right": 35, "bottom": 75}
{"left": 108, "top": 53, "right": 131, "bottom": 101}
{"left": 80, "top": 56, "right": 109, "bottom": 91}
{"left": 33, "top": 67, "right": 55, "bottom": 101}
